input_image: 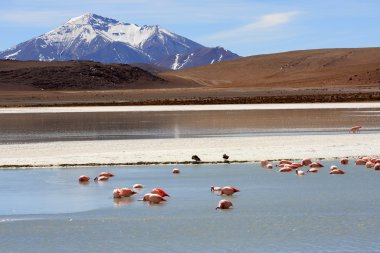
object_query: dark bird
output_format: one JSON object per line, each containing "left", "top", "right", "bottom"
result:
{"left": 223, "top": 154, "right": 229, "bottom": 160}
{"left": 192, "top": 155, "right": 201, "bottom": 162}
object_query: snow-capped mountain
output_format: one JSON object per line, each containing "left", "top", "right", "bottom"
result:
{"left": 0, "top": 13, "right": 240, "bottom": 69}
{"left": 155, "top": 47, "right": 240, "bottom": 70}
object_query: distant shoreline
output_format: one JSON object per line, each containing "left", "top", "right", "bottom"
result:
{"left": 1, "top": 91, "right": 380, "bottom": 108}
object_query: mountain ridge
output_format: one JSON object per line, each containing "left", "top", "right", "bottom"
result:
{"left": 0, "top": 13, "right": 240, "bottom": 69}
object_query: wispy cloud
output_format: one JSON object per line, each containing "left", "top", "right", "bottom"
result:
{"left": 205, "top": 11, "right": 300, "bottom": 41}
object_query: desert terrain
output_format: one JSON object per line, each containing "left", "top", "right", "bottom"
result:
{"left": 1, "top": 47, "right": 380, "bottom": 106}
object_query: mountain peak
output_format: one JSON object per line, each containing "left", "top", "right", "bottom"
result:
{"left": 0, "top": 13, "right": 239, "bottom": 70}
{"left": 66, "top": 13, "right": 120, "bottom": 28}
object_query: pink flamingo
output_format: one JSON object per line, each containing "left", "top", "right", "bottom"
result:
{"left": 349, "top": 126, "right": 362, "bottom": 133}
{"left": 355, "top": 159, "right": 366, "bottom": 165}
{"left": 211, "top": 186, "right": 222, "bottom": 192}
{"left": 329, "top": 166, "right": 345, "bottom": 174}
{"left": 310, "top": 162, "right": 324, "bottom": 168}
{"left": 151, "top": 188, "right": 170, "bottom": 197}
{"left": 78, "top": 175, "right": 90, "bottom": 182}
{"left": 301, "top": 158, "right": 312, "bottom": 166}
{"left": 295, "top": 169, "right": 305, "bottom": 176}
{"left": 307, "top": 168, "right": 318, "bottom": 173}
{"left": 147, "top": 193, "right": 167, "bottom": 204}
{"left": 99, "top": 172, "right": 114, "bottom": 177}
{"left": 219, "top": 186, "right": 240, "bottom": 196}
{"left": 279, "top": 167, "right": 292, "bottom": 172}
{"left": 216, "top": 199, "right": 233, "bottom": 210}
{"left": 133, "top": 184, "right": 144, "bottom": 189}
{"left": 172, "top": 168, "right": 180, "bottom": 174}
{"left": 340, "top": 158, "right": 349, "bottom": 165}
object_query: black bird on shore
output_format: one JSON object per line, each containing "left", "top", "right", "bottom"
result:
{"left": 223, "top": 154, "right": 230, "bottom": 163}
{"left": 192, "top": 155, "right": 201, "bottom": 163}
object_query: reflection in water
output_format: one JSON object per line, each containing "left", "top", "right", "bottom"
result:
{"left": 1, "top": 108, "right": 380, "bottom": 143}
{"left": 113, "top": 197, "right": 134, "bottom": 207}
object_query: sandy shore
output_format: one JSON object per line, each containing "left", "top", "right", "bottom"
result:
{"left": 1, "top": 133, "right": 379, "bottom": 168}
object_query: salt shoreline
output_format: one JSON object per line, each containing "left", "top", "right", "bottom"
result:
{"left": 2, "top": 102, "right": 380, "bottom": 114}
{"left": 1, "top": 133, "right": 379, "bottom": 168}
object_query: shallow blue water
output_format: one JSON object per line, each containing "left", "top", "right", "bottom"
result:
{"left": 1, "top": 161, "right": 380, "bottom": 253}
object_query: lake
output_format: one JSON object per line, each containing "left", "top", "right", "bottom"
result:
{"left": 1, "top": 162, "right": 380, "bottom": 253}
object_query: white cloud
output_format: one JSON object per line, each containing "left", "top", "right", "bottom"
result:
{"left": 205, "top": 11, "right": 300, "bottom": 41}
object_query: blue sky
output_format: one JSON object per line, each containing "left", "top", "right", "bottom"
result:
{"left": 0, "top": 0, "right": 379, "bottom": 56}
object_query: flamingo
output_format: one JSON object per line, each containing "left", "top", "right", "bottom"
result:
{"left": 138, "top": 193, "right": 153, "bottom": 201}
{"left": 329, "top": 166, "right": 345, "bottom": 174}
{"left": 349, "top": 126, "right": 362, "bottom": 133}
{"left": 211, "top": 186, "right": 222, "bottom": 192}
{"left": 118, "top": 188, "right": 137, "bottom": 197}
{"left": 133, "top": 184, "right": 144, "bottom": 189}
{"left": 138, "top": 193, "right": 166, "bottom": 204}
{"left": 172, "top": 168, "right": 180, "bottom": 174}
{"left": 330, "top": 169, "right": 345, "bottom": 174}
{"left": 78, "top": 175, "right": 90, "bottom": 182}
{"left": 279, "top": 167, "right": 292, "bottom": 172}
{"left": 99, "top": 172, "right": 114, "bottom": 177}
{"left": 220, "top": 186, "right": 240, "bottom": 196}
{"left": 147, "top": 194, "right": 167, "bottom": 204}
{"left": 261, "top": 160, "right": 269, "bottom": 167}
{"left": 310, "top": 162, "right": 324, "bottom": 168}
{"left": 307, "top": 168, "right": 318, "bottom": 173}
{"left": 366, "top": 161, "right": 375, "bottom": 168}
{"left": 216, "top": 199, "right": 233, "bottom": 210}
{"left": 340, "top": 158, "right": 349, "bottom": 165}
{"left": 355, "top": 159, "right": 367, "bottom": 165}
{"left": 295, "top": 169, "right": 305, "bottom": 176}
{"left": 94, "top": 175, "right": 109, "bottom": 181}
{"left": 151, "top": 188, "right": 170, "bottom": 197}
{"left": 301, "top": 158, "right": 312, "bottom": 166}
{"left": 266, "top": 164, "right": 273, "bottom": 169}
{"left": 279, "top": 160, "right": 292, "bottom": 165}
{"left": 374, "top": 163, "right": 380, "bottom": 171}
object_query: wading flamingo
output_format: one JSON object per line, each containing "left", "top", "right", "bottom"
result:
{"left": 310, "top": 162, "right": 324, "bottom": 168}
{"left": 94, "top": 175, "right": 109, "bottom": 181}
{"left": 301, "top": 158, "right": 312, "bottom": 166}
{"left": 151, "top": 188, "right": 170, "bottom": 197}
{"left": 219, "top": 186, "right": 240, "bottom": 196}
{"left": 279, "top": 167, "right": 292, "bottom": 172}
{"left": 216, "top": 199, "right": 233, "bottom": 210}
{"left": 355, "top": 159, "right": 367, "bottom": 165}
{"left": 349, "top": 126, "right": 362, "bottom": 133}
{"left": 133, "top": 184, "right": 144, "bottom": 189}
{"left": 266, "top": 164, "right": 273, "bottom": 169}
{"left": 99, "top": 172, "right": 114, "bottom": 177}
{"left": 172, "top": 168, "right": 180, "bottom": 174}
{"left": 329, "top": 166, "right": 345, "bottom": 174}
{"left": 307, "top": 168, "right": 318, "bottom": 173}
{"left": 261, "top": 160, "right": 269, "bottom": 167}
{"left": 147, "top": 194, "right": 167, "bottom": 204}
{"left": 211, "top": 186, "right": 222, "bottom": 192}
{"left": 340, "top": 158, "right": 349, "bottom": 165}
{"left": 295, "top": 169, "right": 305, "bottom": 176}
{"left": 78, "top": 175, "right": 90, "bottom": 182}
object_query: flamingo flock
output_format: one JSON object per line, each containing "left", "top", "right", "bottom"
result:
{"left": 77, "top": 154, "right": 379, "bottom": 210}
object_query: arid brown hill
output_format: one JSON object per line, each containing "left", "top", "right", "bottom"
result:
{"left": 0, "top": 60, "right": 170, "bottom": 90}
{"left": 162, "top": 47, "right": 380, "bottom": 89}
